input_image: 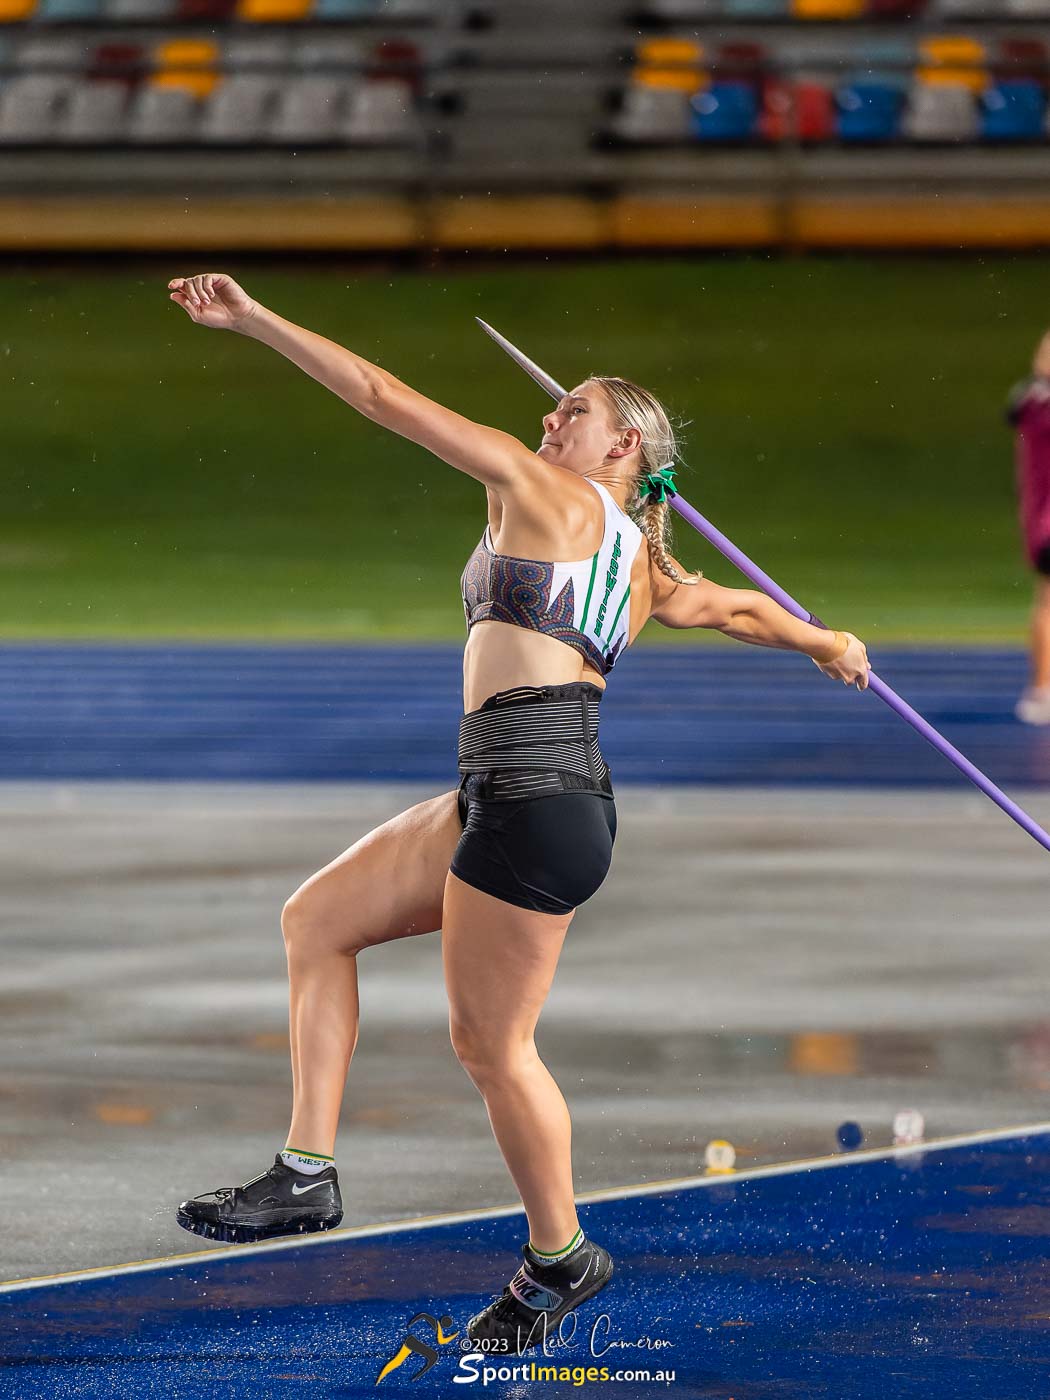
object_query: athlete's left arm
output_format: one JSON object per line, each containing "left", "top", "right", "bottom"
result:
{"left": 651, "top": 560, "right": 870, "bottom": 688}
{"left": 169, "top": 271, "right": 549, "bottom": 491}
{"left": 241, "top": 305, "right": 550, "bottom": 493}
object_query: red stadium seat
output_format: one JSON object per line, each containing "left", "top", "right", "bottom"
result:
{"left": 176, "top": 0, "right": 236, "bottom": 19}
{"left": 712, "top": 41, "right": 767, "bottom": 91}
{"left": 88, "top": 42, "right": 145, "bottom": 87}
{"left": 760, "top": 78, "right": 834, "bottom": 141}
{"left": 367, "top": 38, "right": 423, "bottom": 97}
{"left": 992, "top": 37, "right": 1049, "bottom": 89}
{"left": 865, "top": 0, "right": 927, "bottom": 17}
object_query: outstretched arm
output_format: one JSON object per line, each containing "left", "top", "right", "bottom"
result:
{"left": 167, "top": 272, "right": 549, "bottom": 493}
{"left": 651, "top": 560, "right": 870, "bottom": 690}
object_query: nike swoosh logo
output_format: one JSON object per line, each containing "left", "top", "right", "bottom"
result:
{"left": 290, "top": 1180, "right": 329, "bottom": 1195}
{"left": 569, "top": 1256, "right": 594, "bottom": 1289}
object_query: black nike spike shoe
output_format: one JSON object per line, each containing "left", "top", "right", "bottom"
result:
{"left": 467, "top": 1238, "right": 614, "bottom": 1356}
{"left": 175, "top": 1154, "right": 343, "bottom": 1245}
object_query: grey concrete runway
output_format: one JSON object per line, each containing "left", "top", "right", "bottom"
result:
{"left": 1, "top": 782, "right": 1048, "bottom": 1285}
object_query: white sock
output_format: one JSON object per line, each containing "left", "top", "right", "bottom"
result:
{"left": 527, "top": 1228, "right": 585, "bottom": 1268}
{"left": 280, "top": 1146, "right": 334, "bottom": 1176}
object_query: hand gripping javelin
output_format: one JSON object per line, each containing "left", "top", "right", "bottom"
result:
{"left": 476, "top": 317, "right": 1050, "bottom": 857}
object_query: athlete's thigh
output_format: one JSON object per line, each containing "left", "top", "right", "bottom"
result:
{"left": 441, "top": 871, "right": 575, "bottom": 1054}
{"left": 290, "top": 788, "right": 464, "bottom": 955}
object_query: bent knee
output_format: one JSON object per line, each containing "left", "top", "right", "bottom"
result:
{"left": 450, "top": 1020, "right": 536, "bottom": 1081}
{"left": 281, "top": 885, "right": 355, "bottom": 958}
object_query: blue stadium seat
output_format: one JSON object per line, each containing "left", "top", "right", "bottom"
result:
{"left": 724, "top": 0, "right": 788, "bottom": 15}
{"left": 849, "top": 37, "right": 914, "bottom": 85}
{"left": 836, "top": 81, "right": 904, "bottom": 141}
{"left": 312, "top": 0, "right": 375, "bottom": 15}
{"left": 38, "top": 0, "right": 101, "bottom": 17}
{"left": 690, "top": 81, "right": 758, "bottom": 140}
{"left": 103, "top": 0, "right": 175, "bottom": 16}
{"left": 980, "top": 79, "right": 1045, "bottom": 140}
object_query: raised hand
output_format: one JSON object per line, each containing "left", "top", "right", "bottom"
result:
{"left": 167, "top": 273, "right": 258, "bottom": 331}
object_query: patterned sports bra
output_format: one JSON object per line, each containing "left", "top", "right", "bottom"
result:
{"left": 460, "top": 478, "right": 645, "bottom": 677}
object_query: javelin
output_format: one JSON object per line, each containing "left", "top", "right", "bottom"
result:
{"left": 476, "top": 316, "right": 1050, "bottom": 857}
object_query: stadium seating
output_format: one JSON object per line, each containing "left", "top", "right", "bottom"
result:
{"left": 151, "top": 38, "right": 220, "bottom": 99}
{"left": 126, "top": 82, "right": 199, "bottom": 140}
{"left": 0, "top": 6, "right": 438, "bottom": 148}
{"left": 0, "top": 73, "right": 74, "bottom": 140}
{"left": 916, "top": 34, "right": 987, "bottom": 91}
{"left": 724, "top": 0, "right": 788, "bottom": 16}
{"left": 902, "top": 79, "right": 980, "bottom": 137}
{"left": 638, "top": 0, "right": 929, "bottom": 13}
{"left": 791, "top": 0, "right": 865, "bottom": 20}
{"left": 38, "top": 0, "right": 101, "bottom": 19}
{"left": 102, "top": 0, "right": 175, "bottom": 18}
{"left": 269, "top": 74, "right": 343, "bottom": 141}
{"left": 760, "top": 77, "right": 836, "bottom": 139}
{"left": 836, "top": 79, "right": 905, "bottom": 138}
{"left": 634, "top": 36, "right": 706, "bottom": 92}
{"left": 611, "top": 84, "right": 694, "bottom": 142}
{"left": 58, "top": 77, "right": 128, "bottom": 140}
{"left": 0, "top": 0, "right": 1047, "bottom": 155}
{"left": 690, "top": 79, "right": 759, "bottom": 138}
{"left": 610, "top": 20, "right": 1050, "bottom": 146}
{"left": 980, "top": 77, "right": 1046, "bottom": 136}
{"left": 342, "top": 78, "right": 419, "bottom": 143}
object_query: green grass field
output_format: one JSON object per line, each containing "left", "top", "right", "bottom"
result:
{"left": 2, "top": 256, "right": 1043, "bottom": 644}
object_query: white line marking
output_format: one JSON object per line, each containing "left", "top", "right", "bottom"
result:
{"left": 1, "top": 1120, "right": 1046, "bottom": 1295}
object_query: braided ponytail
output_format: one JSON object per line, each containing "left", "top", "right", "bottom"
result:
{"left": 593, "top": 375, "right": 700, "bottom": 588}
{"left": 587, "top": 375, "right": 701, "bottom": 587}
{"left": 639, "top": 496, "right": 701, "bottom": 587}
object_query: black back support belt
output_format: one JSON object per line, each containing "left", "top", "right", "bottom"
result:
{"left": 457, "top": 687, "right": 611, "bottom": 796}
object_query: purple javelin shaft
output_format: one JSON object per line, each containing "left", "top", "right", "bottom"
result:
{"left": 476, "top": 316, "right": 1050, "bottom": 856}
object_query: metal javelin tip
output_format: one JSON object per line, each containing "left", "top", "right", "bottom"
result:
{"left": 474, "top": 319, "right": 566, "bottom": 401}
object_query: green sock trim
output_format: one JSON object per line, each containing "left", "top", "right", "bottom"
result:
{"left": 528, "top": 1228, "right": 583, "bottom": 1260}
{"left": 283, "top": 1146, "right": 334, "bottom": 1161}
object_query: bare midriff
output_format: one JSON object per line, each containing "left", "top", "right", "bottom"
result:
{"left": 462, "top": 620, "right": 606, "bottom": 714}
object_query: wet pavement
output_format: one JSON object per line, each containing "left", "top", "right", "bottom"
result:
{"left": 1, "top": 781, "right": 1048, "bottom": 1285}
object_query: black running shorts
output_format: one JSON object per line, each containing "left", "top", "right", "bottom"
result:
{"left": 452, "top": 772, "right": 617, "bottom": 916}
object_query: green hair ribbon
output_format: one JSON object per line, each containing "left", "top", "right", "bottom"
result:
{"left": 638, "top": 463, "right": 678, "bottom": 505}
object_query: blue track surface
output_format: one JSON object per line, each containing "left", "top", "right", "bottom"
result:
{"left": 1, "top": 644, "right": 1048, "bottom": 787}
{"left": 1, "top": 1128, "right": 1046, "bottom": 1399}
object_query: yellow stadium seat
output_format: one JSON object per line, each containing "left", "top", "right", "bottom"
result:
{"left": 236, "top": 0, "right": 311, "bottom": 20}
{"left": 635, "top": 66, "right": 709, "bottom": 93}
{"left": 636, "top": 37, "right": 703, "bottom": 67}
{"left": 916, "top": 35, "right": 986, "bottom": 92}
{"left": 791, "top": 0, "right": 864, "bottom": 18}
{"left": 0, "top": 0, "right": 36, "bottom": 20}
{"left": 634, "top": 37, "right": 704, "bottom": 92}
{"left": 151, "top": 39, "right": 219, "bottom": 100}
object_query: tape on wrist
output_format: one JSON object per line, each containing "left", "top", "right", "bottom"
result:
{"left": 811, "top": 630, "right": 849, "bottom": 665}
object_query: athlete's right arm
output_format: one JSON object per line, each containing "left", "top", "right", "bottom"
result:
{"left": 166, "top": 272, "right": 550, "bottom": 493}
{"left": 650, "top": 554, "right": 870, "bottom": 689}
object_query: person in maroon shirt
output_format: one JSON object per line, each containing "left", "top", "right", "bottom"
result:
{"left": 1007, "top": 331, "right": 1050, "bottom": 724}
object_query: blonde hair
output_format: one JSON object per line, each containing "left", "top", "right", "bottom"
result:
{"left": 586, "top": 375, "right": 701, "bottom": 587}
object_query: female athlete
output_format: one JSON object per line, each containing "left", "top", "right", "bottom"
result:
{"left": 167, "top": 272, "right": 870, "bottom": 1354}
